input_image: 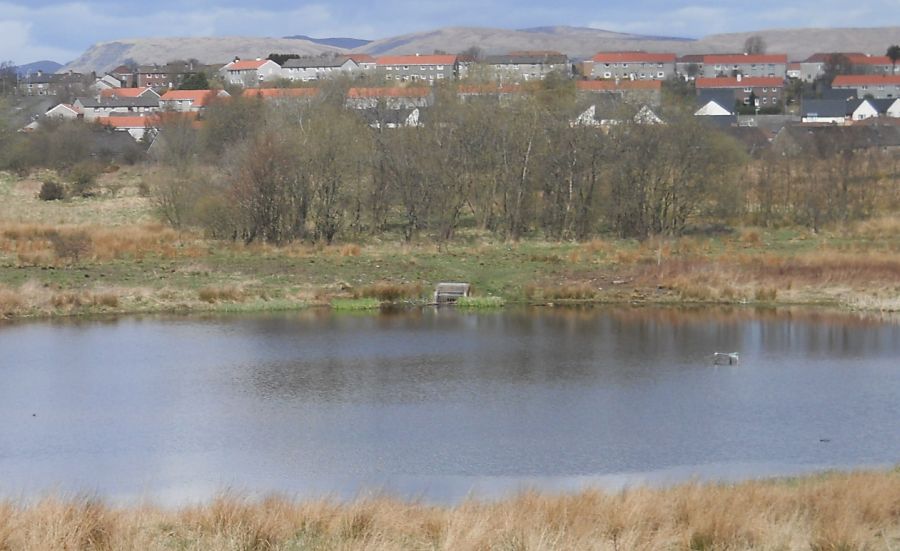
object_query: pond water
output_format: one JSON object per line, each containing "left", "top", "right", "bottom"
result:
{"left": 1, "top": 307, "right": 898, "bottom": 504}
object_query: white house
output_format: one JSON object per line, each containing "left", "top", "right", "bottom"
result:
{"left": 45, "top": 103, "right": 81, "bottom": 120}
{"left": 220, "top": 58, "right": 282, "bottom": 87}
{"left": 850, "top": 99, "right": 879, "bottom": 121}
{"left": 159, "top": 89, "right": 229, "bottom": 112}
{"left": 281, "top": 56, "right": 359, "bottom": 82}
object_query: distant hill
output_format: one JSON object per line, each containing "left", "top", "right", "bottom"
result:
{"left": 284, "top": 35, "right": 371, "bottom": 50}
{"left": 16, "top": 60, "right": 62, "bottom": 76}
{"left": 356, "top": 26, "right": 699, "bottom": 58}
{"left": 59, "top": 25, "right": 900, "bottom": 74}
{"left": 60, "top": 36, "right": 344, "bottom": 74}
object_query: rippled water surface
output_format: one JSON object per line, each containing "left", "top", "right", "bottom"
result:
{"left": 1, "top": 307, "right": 898, "bottom": 504}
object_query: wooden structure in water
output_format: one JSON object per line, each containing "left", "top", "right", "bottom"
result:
{"left": 434, "top": 283, "right": 471, "bottom": 304}
{"left": 713, "top": 352, "right": 740, "bottom": 365}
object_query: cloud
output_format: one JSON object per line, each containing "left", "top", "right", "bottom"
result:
{"left": 0, "top": 19, "right": 81, "bottom": 63}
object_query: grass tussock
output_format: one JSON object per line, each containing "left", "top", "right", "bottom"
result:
{"left": 331, "top": 297, "right": 381, "bottom": 311}
{"left": 524, "top": 283, "right": 597, "bottom": 301}
{"left": 455, "top": 296, "right": 506, "bottom": 308}
{"left": 357, "top": 281, "right": 423, "bottom": 302}
{"left": 198, "top": 285, "right": 244, "bottom": 303}
{"left": 0, "top": 471, "right": 898, "bottom": 550}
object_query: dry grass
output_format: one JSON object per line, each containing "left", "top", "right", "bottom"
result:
{"left": 198, "top": 285, "right": 245, "bottom": 303}
{"left": 0, "top": 281, "right": 125, "bottom": 317}
{"left": 0, "top": 471, "right": 897, "bottom": 550}
{"left": 0, "top": 222, "right": 202, "bottom": 265}
{"left": 525, "top": 283, "right": 598, "bottom": 301}
{"left": 357, "top": 281, "right": 424, "bottom": 302}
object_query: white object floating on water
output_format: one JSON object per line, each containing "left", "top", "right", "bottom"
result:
{"left": 713, "top": 352, "right": 740, "bottom": 365}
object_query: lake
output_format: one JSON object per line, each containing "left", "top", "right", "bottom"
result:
{"left": 1, "top": 307, "right": 898, "bottom": 504}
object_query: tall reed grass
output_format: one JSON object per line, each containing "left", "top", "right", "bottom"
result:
{"left": 0, "top": 470, "right": 896, "bottom": 550}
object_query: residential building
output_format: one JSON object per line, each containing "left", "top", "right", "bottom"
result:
{"left": 695, "top": 76, "right": 784, "bottom": 110}
{"left": 800, "top": 99, "right": 848, "bottom": 123}
{"left": 99, "top": 87, "right": 160, "bottom": 100}
{"left": 787, "top": 62, "right": 802, "bottom": 79}
{"left": 589, "top": 52, "right": 676, "bottom": 81}
{"left": 74, "top": 94, "right": 161, "bottom": 121}
{"left": 159, "top": 89, "right": 229, "bottom": 112}
{"left": 675, "top": 55, "right": 704, "bottom": 80}
{"left": 695, "top": 89, "right": 737, "bottom": 116}
{"left": 94, "top": 115, "right": 158, "bottom": 141}
{"left": 280, "top": 56, "right": 360, "bottom": 82}
{"left": 219, "top": 58, "right": 282, "bottom": 87}
{"left": 44, "top": 103, "right": 80, "bottom": 120}
{"left": 346, "top": 54, "right": 377, "bottom": 72}
{"left": 832, "top": 75, "right": 900, "bottom": 99}
{"left": 456, "top": 84, "right": 523, "bottom": 104}
{"left": 700, "top": 54, "right": 787, "bottom": 79}
{"left": 18, "top": 71, "right": 89, "bottom": 96}
{"left": 376, "top": 55, "right": 461, "bottom": 83}
{"left": 479, "top": 52, "right": 569, "bottom": 82}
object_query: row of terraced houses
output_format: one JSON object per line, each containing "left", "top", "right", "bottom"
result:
{"left": 18, "top": 46, "right": 900, "bottom": 142}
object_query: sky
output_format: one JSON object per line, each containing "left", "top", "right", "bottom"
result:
{"left": 2, "top": 0, "right": 899, "bottom": 64}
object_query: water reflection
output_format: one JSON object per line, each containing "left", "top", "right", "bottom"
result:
{"left": 0, "top": 306, "right": 898, "bottom": 504}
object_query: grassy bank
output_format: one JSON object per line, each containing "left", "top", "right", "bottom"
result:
{"left": 1, "top": 169, "right": 900, "bottom": 319}
{"left": 1, "top": 470, "right": 898, "bottom": 550}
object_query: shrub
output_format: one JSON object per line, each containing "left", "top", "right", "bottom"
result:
{"left": 67, "top": 161, "right": 103, "bottom": 197}
{"left": 331, "top": 297, "right": 381, "bottom": 311}
{"left": 39, "top": 181, "right": 66, "bottom": 201}
{"left": 48, "top": 230, "right": 92, "bottom": 264}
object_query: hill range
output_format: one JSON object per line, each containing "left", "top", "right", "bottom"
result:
{"left": 59, "top": 25, "right": 900, "bottom": 74}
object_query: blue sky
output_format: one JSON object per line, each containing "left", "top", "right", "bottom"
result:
{"left": 2, "top": 0, "right": 899, "bottom": 64}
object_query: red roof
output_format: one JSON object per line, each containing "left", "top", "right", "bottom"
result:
{"left": 376, "top": 55, "right": 458, "bottom": 66}
{"left": 242, "top": 88, "right": 320, "bottom": 98}
{"left": 346, "top": 54, "right": 376, "bottom": 63}
{"left": 347, "top": 87, "right": 431, "bottom": 98}
{"left": 99, "top": 87, "right": 155, "bottom": 98}
{"left": 833, "top": 74, "right": 900, "bottom": 87}
{"left": 845, "top": 54, "right": 892, "bottom": 66}
{"left": 703, "top": 54, "right": 787, "bottom": 65}
{"left": 591, "top": 52, "right": 675, "bottom": 63}
{"left": 577, "top": 80, "right": 662, "bottom": 91}
{"left": 695, "top": 77, "right": 784, "bottom": 89}
{"left": 94, "top": 116, "right": 155, "bottom": 129}
{"left": 226, "top": 59, "right": 270, "bottom": 71}
{"left": 160, "top": 89, "right": 225, "bottom": 107}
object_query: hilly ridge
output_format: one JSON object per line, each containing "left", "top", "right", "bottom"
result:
{"left": 59, "top": 25, "right": 900, "bottom": 74}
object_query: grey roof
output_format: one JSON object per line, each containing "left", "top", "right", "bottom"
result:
{"left": 697, "top": 89, "right": 736, "bottom": 112}
{"left": 482, "top": 54, "right": 568, "bottom": 65}
{"left": 76, "top": 96, "right": 160, "bottom": 108}
{"left": 282, "top": 56, "right": 353, "bottom": 69}
{"left": 775, "top": 124, "right": 900, "bottom": 156}
{"left": 869, "top": 98, "right": 899, "bottom": 114}
{"left": 801, "top": 99, "right": 848, "bottom": 118}
{"left": 817, "top": 87, "right": 858, "bottom": 101}
{"left": 697, "top": 114, "right": 738, "bottom": 128}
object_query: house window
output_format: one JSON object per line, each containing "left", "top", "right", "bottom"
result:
{"left": 436, "top": 65, "right": 444, "bottom": 70}
{"left": 744, "top": 87, "right": 752, "bottom": 93}
{"left": 604, "top": 72, "right": 612, "bottom": 78}
{"left": 657, "top": 72, "right": 665, "bottom": 78}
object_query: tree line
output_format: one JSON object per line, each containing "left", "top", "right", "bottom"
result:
{"left": 2, "top": 81, "right": 898, "bottom": 243}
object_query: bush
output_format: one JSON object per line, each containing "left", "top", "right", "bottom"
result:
{"left": 48, "top": 230, "right": 92, "bottom": 264}
{"left": 39, "top": 181, "right": 66, "bottom": 201}
{"left": 68, "top": 161, "right": 103, "bottom": 197}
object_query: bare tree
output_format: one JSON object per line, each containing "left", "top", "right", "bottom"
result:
{"left": 743, "top": 35, "right": 767, "bottom": 55}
